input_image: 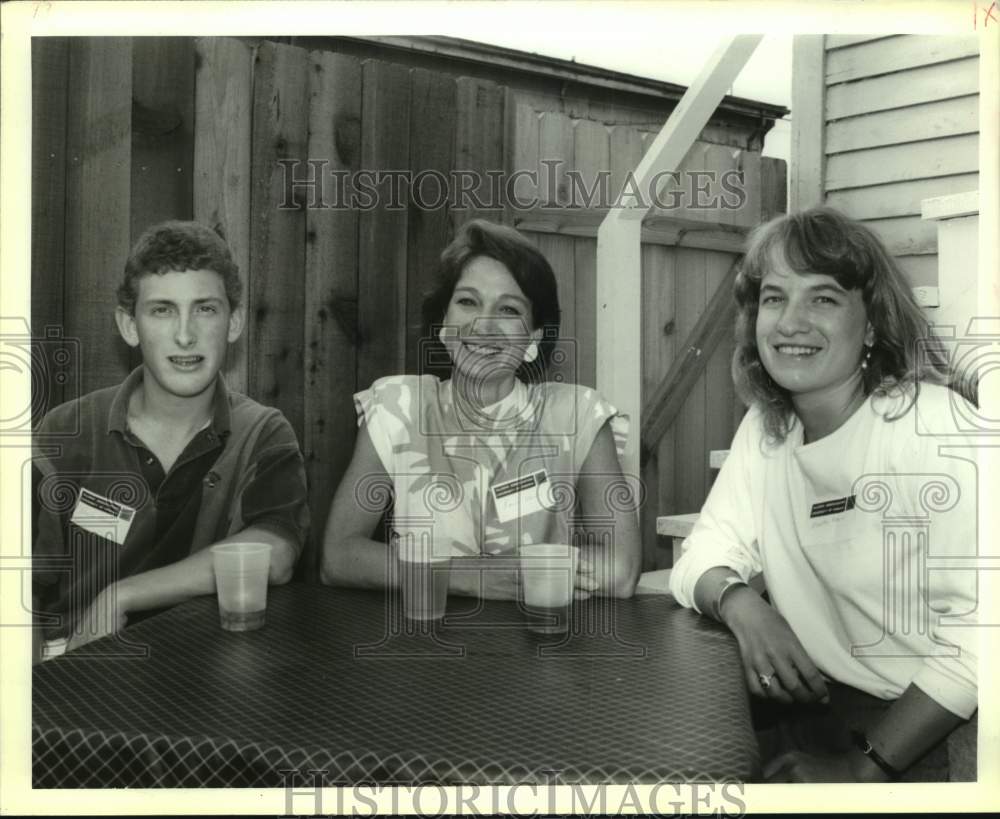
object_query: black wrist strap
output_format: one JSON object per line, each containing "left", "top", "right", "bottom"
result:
{"left": 851, "top": 730, "right": 902, "bottom": 781}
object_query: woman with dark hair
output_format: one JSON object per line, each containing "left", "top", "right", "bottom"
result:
{"left": 322, "top": 219, "right": 641, "bottom": 599}
{"left": 670, "top": 207, "right": 978, "bottom": 782}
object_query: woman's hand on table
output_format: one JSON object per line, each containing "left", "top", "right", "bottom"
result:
{"left": 722, "top": 587, "right": 829, "bottom": 705}
{"left": 448, "top": 553, "right": 599, "bottom": 600}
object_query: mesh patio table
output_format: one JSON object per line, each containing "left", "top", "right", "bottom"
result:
{"left": 32, "top": 583, "right": 759, "bottom": 787}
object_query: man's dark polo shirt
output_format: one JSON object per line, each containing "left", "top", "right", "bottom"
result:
{"left": 32, "top": 367, "right": 309, "bottom": 638}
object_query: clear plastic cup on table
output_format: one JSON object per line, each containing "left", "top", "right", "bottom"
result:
{"left": 519, "top": 543, "right": 580, "bottom": 634}
{"left": 211, "top": 542, "right": 272, "bottom": 632}
{"left": 396, "top": 538, "right": 452, "bottom": 622}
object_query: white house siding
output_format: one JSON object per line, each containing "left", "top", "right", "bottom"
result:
{"left": 793, "top": 34, "right": 979, "bottom": 288}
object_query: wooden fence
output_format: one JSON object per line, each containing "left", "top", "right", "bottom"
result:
{"left": 31, "top": 36, "right": 785, "bottom": 574}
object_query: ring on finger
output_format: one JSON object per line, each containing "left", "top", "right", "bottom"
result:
{"left": 757, "top": 670, "right": 777, "bottom": 690}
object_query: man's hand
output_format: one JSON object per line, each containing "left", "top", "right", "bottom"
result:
{"left": 66, "top": 585, "right": 129, "bottom": 653}
{"left": 722, "top": 587, "right": 830, "bottom": 705}
{"left": 763, "top": 749, "right": 890, "bottom": 783}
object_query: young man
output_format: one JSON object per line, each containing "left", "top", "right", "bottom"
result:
{"left": 32, "top": 221, "right": 309, "bottom": 661}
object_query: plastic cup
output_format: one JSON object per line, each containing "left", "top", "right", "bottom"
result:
{"left": 519, "top": 544, "right": 579, "bottom": 634}
{"left": 396, "top": 539, "right": 452, "bottom": 622}
{"left": 211, "top": 542, "right": 272, "bottom": 631}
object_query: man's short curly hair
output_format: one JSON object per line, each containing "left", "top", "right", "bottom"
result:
{"left": 118, "top": 221, "right": 242, "bottom": 314}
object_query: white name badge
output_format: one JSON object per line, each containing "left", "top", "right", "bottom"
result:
{"left": 490, "top": 469, "right": 553, "bottom": 524}
{"left": 69, "top": 488, "right": 136, "bottom": 546}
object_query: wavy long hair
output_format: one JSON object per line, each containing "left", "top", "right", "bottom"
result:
{"left": 733, "top": 206, "right": 976, "bottom": 442}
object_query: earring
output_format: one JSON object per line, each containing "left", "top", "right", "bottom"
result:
{"left": 523, "top": 340, "right": 539, "bottom": 363}
{"left": 861, "top": 345, "right": 873, "bottom": 371}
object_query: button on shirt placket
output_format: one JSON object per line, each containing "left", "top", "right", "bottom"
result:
{"left": 164, "top": 429, "right": 223, "bottom": 505}
{"left": 128, "top": 428, "right": 224, "bottom": 515}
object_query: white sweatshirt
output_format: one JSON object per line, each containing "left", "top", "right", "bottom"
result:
{"left": 670, "top": 383, "right": 979, "bottom": 719}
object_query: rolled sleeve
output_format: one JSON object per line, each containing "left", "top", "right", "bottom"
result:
{"left": 669, "top": 411, "right": 763, "bottom": 611}
{"left": 238, "top": 414, "right": 310, "bottom": 553}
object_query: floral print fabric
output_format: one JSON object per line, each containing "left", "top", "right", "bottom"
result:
{"left": 354, "top": 375, "right": 628, "bottom": 557}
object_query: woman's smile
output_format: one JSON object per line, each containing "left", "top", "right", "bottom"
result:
{"left": 755, "top": 253, "right": 872, "bottom": 405}
{"left": 772, "top": 344, "right": 821, "bottom": 357}
{"left": 442, "top": 256, "right": 541, "bottom": 391}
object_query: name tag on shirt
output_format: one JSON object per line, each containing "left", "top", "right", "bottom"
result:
{"left": 810, "top": 494, "right": 856, "bottom": 518}
{"left": 70, "top": 488, "right": 136, "bottom": 546}
{"left": 491, "top": 469, "right": 552, "bottom": 524}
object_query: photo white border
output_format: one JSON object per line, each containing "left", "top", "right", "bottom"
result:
{"left": 1, "top": 0, "right": 997, "bottom": 814}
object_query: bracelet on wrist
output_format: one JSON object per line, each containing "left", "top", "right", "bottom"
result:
{"left": 713, "top": 575, "right": 747, "bottom": 622}
{"left": 850, "top": 730, "right": 902, "bottom": 781}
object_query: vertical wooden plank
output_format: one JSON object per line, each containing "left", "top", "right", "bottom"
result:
{"left": 533, "top": 109, "right": 577, "bottom": 381}
{"left": 572, "top": 238, "right": 597, "bottom": 389}
{"left": 790, "top": 35, "right": 826, "bottom": 210}
{"left": 535, "top": 234, "right": 576, "bottom": 385}
{"left": 538, "top": 112, "right": 574, "bottom": 208}
{"left": 609, "top": 129, "right": 650, "bottom": 494}
{"left": 672, "top": 247, "right": 708, "bottom": 516}
{"left": 703, "top": 252, "right": 737, "bottom": 495}
{"left": 572, "top": 120, "right": 608, "bottom": 390}
{"left": 64, "top": 37, "right": 133, "bottom": 396}
{"left": 510, "top": 102, "right": 540, "bottom": 214}
{"left": 732, "top": 149, "right": 762, "bottom": 228}
{"left": 572, "top": 119, "right": 609, "bottom": 208}
{"left": 406, "top": 69, "right": 457, "bottom": 376}
{"left": 761, "top": 156, "right": 789, "bottom": 221}
{"left": 31, "top": 37, "right": 70, "bottom": 415}
{"left": 596, "top": 214, "right": 643, "bottom": 486}
{"left": 641, "top": 244, "right": 676, "bottom": 569}
{"left": 453, "top": 76, "right": 505, "bottom": 224}
{"left": 357, "top": 59, "right": 411, "bottom": 389}
{"left": 249, "top": 41, "right": 310, "bottom": 439}
{"left": 609, "top": 125, "right": 645, "bottom": 207}
{"left": 304, "top": 51, "right": 362, "bottom": 580}
{"left": 499, "top": 86, "right": 519, "bottom": 227}
{"left": 193, "top": 37, "right": 253, "bottom": 393}
{"left": 131, "top": 38, "right": 195, "bottom": 236}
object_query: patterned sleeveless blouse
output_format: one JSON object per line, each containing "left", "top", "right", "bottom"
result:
{"left": 354, "top": 375, "right": 628, "bottom": 557}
